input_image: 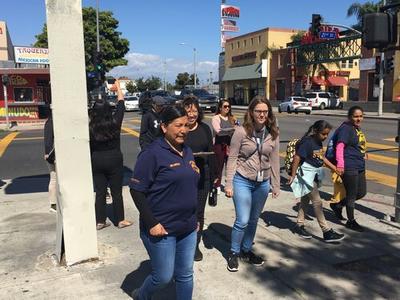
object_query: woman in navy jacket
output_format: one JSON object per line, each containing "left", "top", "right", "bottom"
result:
{"left": 130, "top": 105, "right": 199, "bottom": 300}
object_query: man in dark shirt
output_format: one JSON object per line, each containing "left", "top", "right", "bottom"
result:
{"left": 139, "top": 96, "right": 167, "bottom": 149}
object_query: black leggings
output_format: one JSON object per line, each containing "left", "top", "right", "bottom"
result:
{"left": 92, "top": 149, "right": 125, "bottom": 224}
{"left": 340, "top": 169, "right": 367, "bottom": 221}
{"left": 197, "top": 180, "right": 210, "bottom": 246}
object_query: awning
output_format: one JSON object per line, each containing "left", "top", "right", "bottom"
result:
{"left": 327, "top": 76, "right": 348, "bottom": 86}
{"left": 222, "top": 62, "right": 265, "bottom": 81}
{"left": 311, "top": 76, "right": 325, "bottom": 86}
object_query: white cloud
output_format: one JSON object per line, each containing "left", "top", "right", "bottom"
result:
{"left": 109, "top": 52, "right": 218, "bottom": 84}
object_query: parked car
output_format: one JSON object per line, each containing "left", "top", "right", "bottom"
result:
{"left": 124, "top": 96, "right": 139, "bottom": 111}
{"left": 139, "top": 90, "right": 177, "bottom": 112}
{"left": 304, "top": 91, "right": 343, "bottom": 110}
{"left": 278, "top": 96, "right": 312, "bottom": 114}
{"left": 179, "top": 89, "right": 218, "bottom": 112}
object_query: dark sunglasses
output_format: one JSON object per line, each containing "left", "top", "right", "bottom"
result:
{"left": 223, "top": 105, "right": 230, "bottom": 108}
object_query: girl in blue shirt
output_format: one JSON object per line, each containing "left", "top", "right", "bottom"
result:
{"left": 288, "top": 120, "right": 344, "bottom": 243}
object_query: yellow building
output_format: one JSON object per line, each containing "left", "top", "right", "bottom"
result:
{"left": 222, "top": 27, "right": 300, "bottom": 105}
{"left": 222, "top": 26, "right": 361, "bottom": 104}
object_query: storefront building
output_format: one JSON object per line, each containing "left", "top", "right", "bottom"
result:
{"left": 269, "top": 46, "right": 360, "bottom": 101}
{"left": 222, "top": 27, "right": 300, "bottom": 105}
{"left": 0, "top": 21, "right": 50, "bottom": 121}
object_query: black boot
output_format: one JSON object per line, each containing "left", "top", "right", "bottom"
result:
{"left": 194, "top": 246, "right": 203, "bottom": 261}
{"left": 330, "top": 203, "right": 346, "bottom": 221}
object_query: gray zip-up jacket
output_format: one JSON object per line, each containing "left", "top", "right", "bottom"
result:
{"left": 225, "top": 126, "right": 280, "bottom": 193}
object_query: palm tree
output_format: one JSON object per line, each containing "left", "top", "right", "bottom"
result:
{"left": 347, "top": 1, "right": 383, "bottom": 31}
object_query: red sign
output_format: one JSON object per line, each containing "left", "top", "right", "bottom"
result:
{"left": 221, "top": 5, "right": 240, "bottom": 18}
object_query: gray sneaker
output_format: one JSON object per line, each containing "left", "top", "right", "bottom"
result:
{"left": 295, "top": 225, "right": 312, "bottom": 239}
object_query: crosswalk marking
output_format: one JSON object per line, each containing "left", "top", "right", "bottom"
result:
{"left": 121, "top": 127, "right": 140, "bottom": 137}
{"left": 278, "top": 151, "right": 396, "bottom": 188}
{"left": 367, "top": 153, "right": 398, "bottom": 166}
{"left": 0, "top": 132, "right": 20, "bottom": 157}
{"left": 366, "top": 170, "right": 396, "bottom": 188}
{"left": 367, "top": 142, "right": 398, "bottom": 152}
{"left": 383, "top": 137, "right": 396, "bottom": 142}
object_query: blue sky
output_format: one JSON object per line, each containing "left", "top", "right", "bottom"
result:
{"left": 2, "top": 0, "right": 368, "bottom": 83}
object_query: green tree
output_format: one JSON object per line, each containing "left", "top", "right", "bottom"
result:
{"left": 189, "top": 74, "right": 200, "bottom": 86}
{"left": 347, "top": 1, "right": 383, "bottom": 31}
{"left": 135, "top": 77, "right": 147, "bottom": 92}
{"left": 34, "top": 7, "right": 129, "bottom": 77}
{"left": 145, "top": 76, "right": 162, "bottom": 91}
{"left": 175, "top": 72, "right": 191, "bottom": 89}
{"left": 125, "top": 81, "right": 138, "bottom": 94}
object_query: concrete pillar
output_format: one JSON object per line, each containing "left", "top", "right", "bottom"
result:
{"left": 45, "top": 0, "right": 98, "bottom": 265}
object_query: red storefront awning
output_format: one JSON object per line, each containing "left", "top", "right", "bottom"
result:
{"left": 311, "top": 76, "right": 326, "bottom": 86}
{"left": 327, "top": 76, "right": 348, "bottom": 86}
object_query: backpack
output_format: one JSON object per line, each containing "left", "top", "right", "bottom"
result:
{"left": 284, "top": 138, "right": 299, "bottom": 174}
{"left": 325, "top": 124, "right": 343, "bottom": 164}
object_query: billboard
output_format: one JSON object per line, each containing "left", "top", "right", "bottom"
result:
{"left": 221, "top": 5, "right": 240, "bottom": 19}
{"left": 221, "top": 19, "right": 239, "bottom": 32}
{"left": 14, "top": 46, "right": 49, "bottom": 64}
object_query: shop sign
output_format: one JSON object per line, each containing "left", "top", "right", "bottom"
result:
{"left": 9, "top": 75, "right": 28, "bottom": 86}
{"left": 221, "top": 5, "right": 240, "bottom": 19}
{"left": 232, "top": 51, "right": 257, "bottom": 62}
{"left": 0, "top": 106, "right": 38, "bottom": 119}
{"left": 318, "top": 70, "right": 350, "bottom": 77}
{"left": 336, "top": 71, "right": 350, "bottom": 77}
{"left": 359, "top": 58, "right": 376, "bottom": 71}
{"left": 221, "top": 19, "right": 239, "bottom": 32}
{"left": 14, "top": 46, "right": 49, "bottom": 64}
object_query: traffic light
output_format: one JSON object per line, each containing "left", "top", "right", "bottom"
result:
{"left": 311, "top": 14, "right": 322, "bottom": 37}
{"left": 375, "top": 55, "right": 382, "bottom": 75}
{"left": 363, "top": 12, "right": 398, "bottom": 49}
{"left": 93, "top": 51, "right": 104, "bottom": 74}
{"left": 385, "top": 56, "right": 395, "bottom": 73}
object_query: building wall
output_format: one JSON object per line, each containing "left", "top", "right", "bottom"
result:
{"left": 223, "top": 27, "right": 300, "bottom": 104}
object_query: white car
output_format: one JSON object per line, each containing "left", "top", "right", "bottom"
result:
{"left": 124, "top": 96, "right": 139, "bottom": 111}
{"left": 278, "top": 96, "right": 312, "bottom": 114}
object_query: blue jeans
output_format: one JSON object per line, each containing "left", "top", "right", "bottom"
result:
{"left": 138, "top": 230, "right": 196, "bottom": 300}
{"left": 231, "top": 173, "right": 270, "bottom": 254}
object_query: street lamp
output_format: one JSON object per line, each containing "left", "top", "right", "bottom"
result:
{"left": 179, "top": 43, "right": 197, "bottom": 89}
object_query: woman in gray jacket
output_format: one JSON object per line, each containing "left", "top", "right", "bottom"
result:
{"left": 225, "top": 96, "right": 280, "bottom": 272}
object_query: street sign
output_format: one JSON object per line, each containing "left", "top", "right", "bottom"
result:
{"left": 319, "top": 31, "right": 337, "bottom": 40}
{"left": 87, "top": 71, "right": 97, "bottom": 78}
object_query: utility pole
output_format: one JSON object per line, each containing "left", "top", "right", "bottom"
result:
{"left": 1, "top": 75, "right": 9, "bottom": 129}
{"left": 378, "top": 0, "right": 387, "bottom": 116}
{"left": 163, "top": 60, "right": 166, "bottom": 91}
{"left": 209, "top": 71, "right": 213, "bottom": 92}
{"left": 193, "top": 47, "right": 197, "bottom": 89}
{"left": 396, "top": 119, "right": 400, "bottom": 222}
{"left": 46, "top": 0, "right": 98, "bottom": 265}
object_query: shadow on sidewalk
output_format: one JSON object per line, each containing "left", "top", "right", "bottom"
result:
{"left": 3, "top": 166, "right": 134, "bottom": 195}
{"left": 121, "top": 260, "right": 176, "bottom": 299}
{"left": 202, "top": 223, "right": 232, "bottom": 260}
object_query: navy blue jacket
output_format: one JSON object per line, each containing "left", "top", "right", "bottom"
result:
{"left": 130, "top": 138, "right": 200, "bottom": 235}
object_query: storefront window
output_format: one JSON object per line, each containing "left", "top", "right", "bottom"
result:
{"left": 14, "top": 87, "right": 33, "bottom": 102}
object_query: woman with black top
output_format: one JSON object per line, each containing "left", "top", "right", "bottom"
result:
{"left": 130, "top": 105, "right": 199, "bottom": 300}
{"left": 89, "top": 80, "right": 132, "bottom": 230}
{"left": 183, "top": 96, "right": 217, "bottom": 262}
{"left": 330, "top": 106, "right": 367, "bottom": 232}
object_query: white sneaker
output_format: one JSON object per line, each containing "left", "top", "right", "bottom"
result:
{"left": 217, "top": 187, "right": 221, "bottom": 195}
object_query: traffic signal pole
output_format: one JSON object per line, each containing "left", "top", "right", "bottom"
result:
{"left": 395, "top": 119, "right": 400, "bottom": 222}
{"left": 378, "top": 50, "right": 385, "bottom": 116}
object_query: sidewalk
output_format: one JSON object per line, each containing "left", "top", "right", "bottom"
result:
{"left": 0, "top": 181, "right": 399, "bottom": 299}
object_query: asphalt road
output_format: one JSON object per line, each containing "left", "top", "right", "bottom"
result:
{"left": 0, "top": 110, "right": 398, "bottom": 197}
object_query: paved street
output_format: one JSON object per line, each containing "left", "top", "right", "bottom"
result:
{"left": 0, "top": 109, "right": 398, "bottom": 198}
